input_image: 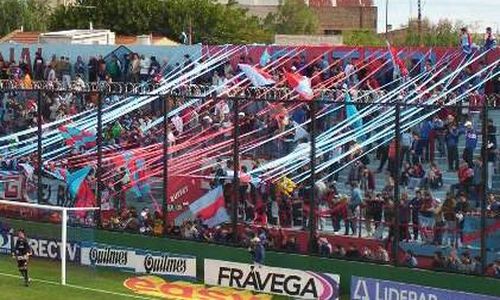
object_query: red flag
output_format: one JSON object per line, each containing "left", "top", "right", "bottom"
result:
{"left": 389, "top": 46, "right": 409, "bottom": 77}
{"left": 285, "top": 72, "right": 314, "bottom": 100}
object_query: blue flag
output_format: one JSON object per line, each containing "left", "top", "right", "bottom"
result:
{"left": 345, "top": 92, "right": 363, "bottom": 130}
{"left": 260, "top": 49, "right": 271, "bottom": 67}
{"left": 67, "top": 166, "right": 92, "bottom": 199}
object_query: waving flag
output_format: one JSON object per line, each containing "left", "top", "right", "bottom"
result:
{"left": 67, "top": 166, "right": 92, "bottom": 199}
{"left": 285, "top": 72, "right": 314, "bottom": 100}
{"left": 59, "top": 126, "right": 96, "bottom": 150}
{"left": 386, "top": 42, "right": 408, "bottom": 79}
{"left": 74, "top": 180, "right": 96, "bottom": 218}
{"left": 189, "top": 186, "right": 230, "bottom": 227}
{"left": 112, "top": 150, "right": 150, "bottom": 198}
{"left": 260, "top": 48, "right": 271, "bottom": 67}
{"left": 238, "top": 64, "right": 275, "bottom": 87}
{"left": 345, "top": 92, "right": 363, "bottom": 131}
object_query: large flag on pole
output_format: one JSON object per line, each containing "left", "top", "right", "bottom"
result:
{"left": 238, "top": 63, "right": 275, "bottom": 87}
{"left": 189, "top": 186, "right": 229, "bottom": 227}
{"left": 386, "top": 41, "right": 408, "bottom": 79}
{"left": 285, "top": 72, "right": 314, "bottom": 100}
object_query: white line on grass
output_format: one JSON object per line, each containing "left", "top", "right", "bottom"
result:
{"left": 0, "top": 272, "right": 156, "bottom": 300}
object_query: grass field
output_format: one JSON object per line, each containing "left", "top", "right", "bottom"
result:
{"left": 0, "top": 256, "right": 299, "bottom": 300}
{"left": 0, "top": 256, "right": 150, "bottom": 300}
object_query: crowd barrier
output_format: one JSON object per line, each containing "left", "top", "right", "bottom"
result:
{"left": 1, "top": 217, "right": 499, "bottom": 299}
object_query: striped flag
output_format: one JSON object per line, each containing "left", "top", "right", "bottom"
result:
{"left": 386, "top": 42, "right": 408, "bottom": 78}
{"left": 238, "top": 64, "right": 275, "bottom": 87}
{"left": 189, "top": 186, "right": 230, "bottom": 227}
{"left": 285, "top": 72, "right": 314, "bottom": 100}
{"left": 59, "top": 126, "right": 96, "bottom": 150}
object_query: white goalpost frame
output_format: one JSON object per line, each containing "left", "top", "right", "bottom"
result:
{"left": 0, "top": 199, "right": 99, "bottom": 285}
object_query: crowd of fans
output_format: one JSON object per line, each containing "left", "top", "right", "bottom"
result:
{"left": 1, "top": 37, "right": 499, "bottom": 278}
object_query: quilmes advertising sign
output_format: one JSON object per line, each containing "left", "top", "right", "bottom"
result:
{"left": 204, "top": 259, "right": 340, "bottom": 300}
{"left": 351, "top": 276, "right": 500, "bottom": 300}
{"left": 81, "top": 242, "right": 196, "bottom": 279}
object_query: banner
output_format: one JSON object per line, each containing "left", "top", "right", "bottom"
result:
{"left": 26, "top": 176, "right": 69, "bottom": 206}
{"left": 463, "top": 216, "right": 500, "bottom": 250}
{"left": 15, "top": 235, "right": 80, "bottom": 262}
{"left": 0, "top": 231, "right": 80, "bottom": 262}
{"left": 0, "top": 231, "right": 11, "bottom": 254}
{"left": 204, "top": 259, "right": 340, "bottom": 300}
{"left": 81, "top": 242, "right": 196, "bottom": 279}
{"left": 351, "top": 276, "right": 500, "bottom": 300}
{"left": 0, "top": 173, "right": 23, "bottom": 200}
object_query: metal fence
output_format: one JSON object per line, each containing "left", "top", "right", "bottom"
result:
{"left": 0, "top": 84, "right": 499, "bottom": 278}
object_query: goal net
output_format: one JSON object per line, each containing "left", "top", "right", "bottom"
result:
{"left": 0, "top": 199, "right": 98, "bottom": 286}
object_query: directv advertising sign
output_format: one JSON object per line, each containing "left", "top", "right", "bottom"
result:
{"left": 351, "top": 276, "right": 500, "bottom": 300}
{"left": 81, "top": 242, "right": 196, "bottom": 279}
{"left": 0, "top": 231, "right": 11, "bottom": 254}
{"left": 204, "top": 259, "right": 340, "bottom": 300}
{"left": 0, "top": 231, "right": 80, "bottom": 262}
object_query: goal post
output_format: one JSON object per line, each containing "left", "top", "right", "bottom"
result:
{"left": 0, "top": 199, "right": 99, "bottom": 285}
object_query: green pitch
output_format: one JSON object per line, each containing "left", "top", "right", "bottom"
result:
{"left": 0, "top": 255, "right": 147, "bottom": 300}
{"left": 0, "top": 256, "right": 302, "bottom": 300}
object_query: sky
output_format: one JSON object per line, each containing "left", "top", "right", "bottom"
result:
{"left": 373, "top": 0, "right": 500, "bottom": 33}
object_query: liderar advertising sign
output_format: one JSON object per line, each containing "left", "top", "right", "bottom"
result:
{"left": 351, "top": 276, "right": 500, "bottom": 300}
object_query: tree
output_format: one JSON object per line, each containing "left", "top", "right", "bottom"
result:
{"left": 343, "top": 30, "right": 384, "bottom": 46}
{"left": 395, "top": 18, "right": 480, "bottom": 47}
{"left": 48, "top": 0, "right": 273, "bottom": 44}
{"left": 265, "top": 0, "right": 319, "bottom": 35}
{"left": 0, "top": 0, "right": 51, "bottom": 36}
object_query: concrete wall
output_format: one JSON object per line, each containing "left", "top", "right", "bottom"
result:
{"left": 312, "top": 6, "right": 377, "bottom": 33}
{"left": 274, "top": 34, "right": 343, "bottom": 45}
{"left": 0, "top": 43, "right": 202, "bottom": 66}
{"left": 237, "top": 4, "right": 377, "bottom": 33}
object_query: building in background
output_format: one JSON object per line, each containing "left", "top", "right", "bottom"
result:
{"left": 217, "top": 0, "right": 377, "bottom": 35}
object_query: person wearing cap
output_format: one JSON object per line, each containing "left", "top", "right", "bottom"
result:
{"left": 462, "top": 121, "right": 477, "bottom": 167}
{"left": 249, "top": 235, "right": 265, "bottom": 266}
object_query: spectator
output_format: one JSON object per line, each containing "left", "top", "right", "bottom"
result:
{"left": 483, "top": 27, "right": 497, "bottom": 51}
{"left": 446, "top": 122, "right": 460, "bottom": 171}
{"left": 373, "top": 245, "right": 390, "bottom": 263}
{"left": 441, "top": 195, "right": 457, "bottom": 247}
{"left": 426, "top": 162, "right": 443, "bottom": 189}
{"left": 346, "top": 182, "right": 362, "bottom": 235}
{"left": 486, "top": 119, "right": 497, "bottom": 190}
{"left": 318, "top": 237, "right": 332, "bottom": 257}
{"left": 432, "top": 251, "right": 448, "bottom": 269}
{"left": 404, "top": 250, "right": 418, "bottom": 268}
{"left": 463, "top": 121, "right": 477, "bottom": 167}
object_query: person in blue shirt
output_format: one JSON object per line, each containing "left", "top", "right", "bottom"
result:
{"left": 483, "top": 27, "right": 497, "bottom": 51}
{"left": 463, "top": 121, "right": 477, "bottom": 167}
{"left": 249, "top": 236, "right": 265, "bottom": 266}
{"left": 446, "top": 123, "right": 460, "bottom": 171}
{"left": 346, "top": 181, "right": 363, "bottom": 236}
{"left": 420, "top": 120, "right": 433, "bottom": 162}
